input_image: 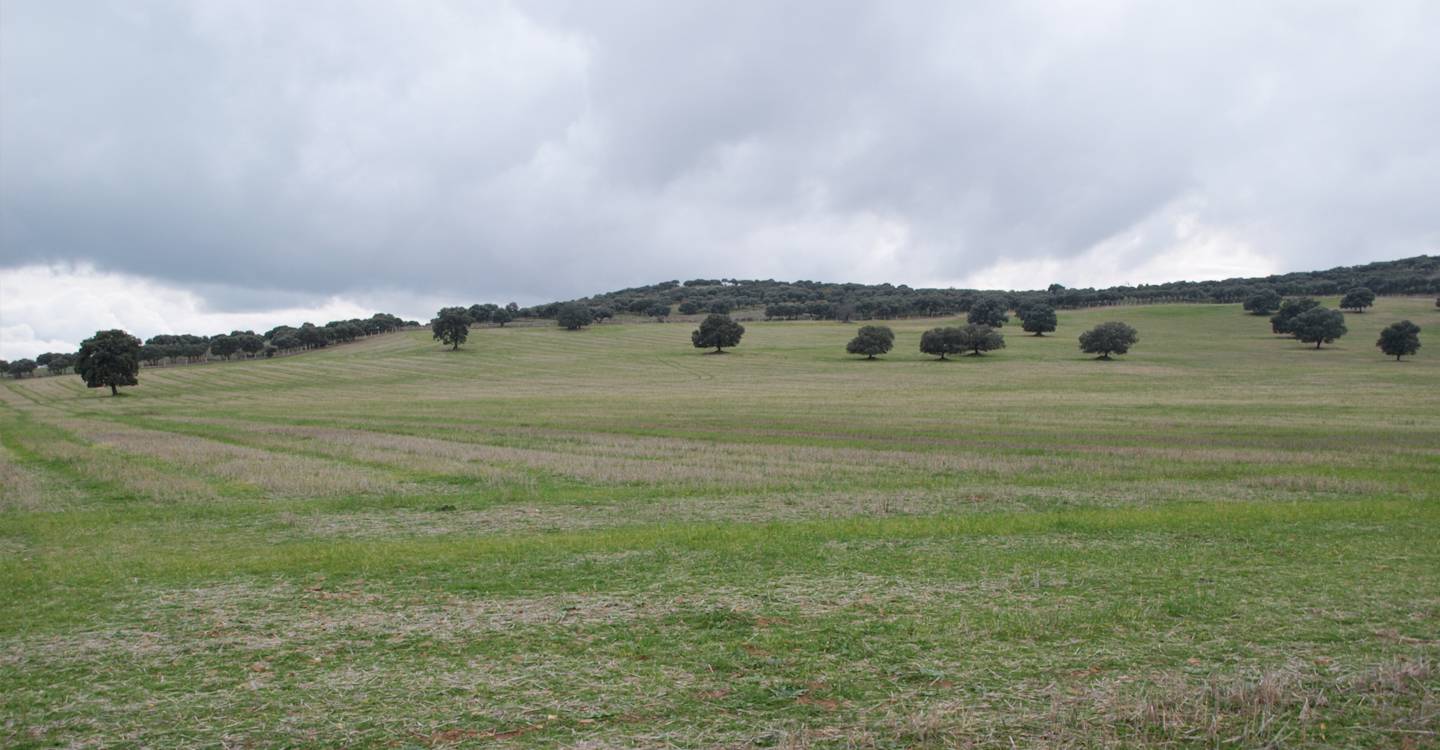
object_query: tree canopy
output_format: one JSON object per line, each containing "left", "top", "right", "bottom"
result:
{"left": 1243, "top": 289, "right": 1283, "bottom": 315}
{"left": 1376, "top": 320, "right": 1421, "bottom": 360}
{"left": 74, "top": 329, "right": 142, "bottom": 395}
{"left": 555, "top": 303, "right": 593, "bottom": 330}
{"left": 919, "top": 327, "right": 964, "bottom": 360}
{"left": 646, "top": 304, "right": 671, "bottom": 322}
{"left": 1018, "top": 304, "right": 1057, "bottom": 336}
{"left": 692, "top": 314, "right": 744, "bottom": 353}
{"left": 1288, "top": 307, "right": 1347, "bottom": 348}
{"left": 1078, "top": 322, "right": 1139, "bottom": 359}
{"left": 956, "top": 324, "right": 1006, "bottom": 355}
{"left": 1339, "top": 288, "right": 1376, "bottom": 312}
{"left": 431, "top": 307, "right": 471, "bottom": 350}
{"left": 845, "top": 325, "right": 895, "bottom": 359}
{"left": 967, "top": 297, "right": 1010, "bottom": 328}
{"left": 1270, "top": 297, "right": 1321, "bottom": 334}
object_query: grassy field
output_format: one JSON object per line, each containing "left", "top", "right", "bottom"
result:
{"left": 2, "top": 298, "right": 1437, "bottom": 748}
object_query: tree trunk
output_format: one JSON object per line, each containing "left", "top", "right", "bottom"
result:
{"left": 110, "top": 384, "right": 118, "bottom": 396}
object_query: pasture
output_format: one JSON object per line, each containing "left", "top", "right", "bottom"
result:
{"left": 2, "top": 298, "right": 1438, "bottom": 748}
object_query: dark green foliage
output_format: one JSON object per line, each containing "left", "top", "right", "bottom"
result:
{"left": 1339, "top": 288, "right": 1376, "bottom": 312}
{"left": 490, "top": 308, "right": 513, "bottom": 327}
{"left": 1376, "top": 320, "right": 1421, "bottom": 360}
{"left": 8, "top": 358, "right": 37, "bottom": 378}
{"left": 1078, "top": 322, "right": 1139, "bottom": 359}
{"left": 0, "top": 360, "right": 8, "bottom": 375}
{"left": 845, "top": 325, "right": 895, "bottom": 359}
{"left": 1243, "top": 289, "right": 1283, "bottom": 315}
{"left": 467, "top": 304, "right": 493, "bottom": 324}
{"left": 592, "top": 306, "right": 614, "bottom": 323}
{"left": 646, "top": 304, "right": 671, "bottom": 321}
{"left": 708, "top": 300, "right": 732, "bottom": 315}
{"left": 919, "top": 327, "right": 964, "bottom": 360}
{"left": 43, "top": 353, "right": 75, "bottom": 375}
{"left": 431, "top": 307, "right": 471, "bottom": 350}
{"left": 677, "top": 300, "right": 701, "bottom": 315}
{"left": 1018, "top": 304, "right": 1058, "bottom": 336}
{"left": 967, "top": 297, "right": 1010, "bottom": 327}
{"left": 555, "top": 303, "right": 593, "bottom": 330}
{"left": 74, "top": 329, "right": 142, "bottom": 395}
{"left": 1288, "top": 307, "right": 1347, "bottom": 348}
{"left": 209, "top": 335, "right": 240, "bottom": 360}
{"left": 956, "top": 324, "right": 1006, "bottom": 355}
{"left": 1270, "top": 297, "right": 1320, "bottom": 334}
{"left": 691, "top": 314, "right": 745, "bottom": 353}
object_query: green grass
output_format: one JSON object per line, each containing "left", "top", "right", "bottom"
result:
{"left": 2, "top": 299, "right": 1437, "bottom": 748}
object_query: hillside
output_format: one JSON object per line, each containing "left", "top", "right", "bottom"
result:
{"left": 2, "top": 298, "right": 1438, "bottom": 747}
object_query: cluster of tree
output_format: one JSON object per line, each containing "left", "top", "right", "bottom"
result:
{"left": 132, "top": 313, "right": 418, "bottom": 367}
{"left": 1, "top": 352, "right": 78, "bottom": 378}
{"left": 0, "top": 359, "right": 37, "bottom": 378}
{"left": 2, "top": 331, "right": 146, "bottom": 391}
{"left": 919, "top": 324, "right": 1006, "bottom": 359}
{"left": 1269, "top": 298, "right": 1349, "bottom": 348}
{"left": 511, "top": 255, "right": 1439, "bottom": 324}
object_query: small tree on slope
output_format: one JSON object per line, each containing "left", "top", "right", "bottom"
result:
{"left": 692, "top": 314, "right": 744, "bottom": 353}
{"left": 1078, "top": 322, "right": 1139, "bottom": 360}
{"left": 1376, "top": 320, "right": 1421, "bottom": 361}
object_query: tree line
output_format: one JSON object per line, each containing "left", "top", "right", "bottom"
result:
{"left": 1, "top": 312, "right": 418, "bottom": 378}
{"left": 492, "top": 255, "right": 1438, "bottom": 327}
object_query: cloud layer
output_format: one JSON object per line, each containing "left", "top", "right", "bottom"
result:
{"left": 3, "top": 1, "right": 1439, "bottom": 355}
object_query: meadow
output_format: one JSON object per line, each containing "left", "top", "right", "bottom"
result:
{"left": 2, "top": 298, "right": 1437, "bottom": 748}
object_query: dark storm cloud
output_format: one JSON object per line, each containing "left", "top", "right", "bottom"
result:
{"left": 4, "top": 0, "right": 1439, "bottom": 304}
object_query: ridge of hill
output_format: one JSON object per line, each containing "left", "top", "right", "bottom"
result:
{"left": 507, "top": 254, "right": 1439, "bottom": 321}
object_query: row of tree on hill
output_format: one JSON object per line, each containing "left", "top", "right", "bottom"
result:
{"left": 842, "top": 320, "right": 1139, "bottom": 360}
{"left": 0, "top": 312, "right": 419, "bottom": 378}
{"left": 487, "top": 255, "right": 1440, "bottom": 326}
{"left": 1256, "top": 296, "right": 1423, "bottom": 358}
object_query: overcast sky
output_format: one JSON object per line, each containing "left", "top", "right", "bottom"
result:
{"left": 4, "top": 1, "right": 1439, "bottom": 358}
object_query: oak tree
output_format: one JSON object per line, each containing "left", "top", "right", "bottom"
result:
{"left": 1376, "top": 320, "right": 1421, "bottom": 360}
{"left": 74, "top": 330, "right": 142, "bottom": 395}
{"left": 1078, "top": 322, "right": 1139, "bottom": 359}
{"left": 846, "top": 325, "right": 894, "bottom": 359}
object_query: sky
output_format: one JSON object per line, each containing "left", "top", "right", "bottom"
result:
{"left": 4, "top": 1, "right": 1439, "bottom": 359}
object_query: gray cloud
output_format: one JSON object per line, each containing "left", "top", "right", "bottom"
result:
{"left": 4, "top": 0, "right": 1439, "bottom": 307}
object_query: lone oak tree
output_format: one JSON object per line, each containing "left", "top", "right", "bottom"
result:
{"left": 692, "top": 314, "right": 744, "bottom": 353}
{"left": 74, "top": 329, "right": 142, "bottom": 395}
{"left": 1078, "top": 322, "right": 1139, "bottom": 360}
{"left": 431, "top": 307, "right": 471, "bottom": 350}
{"left": 1019, "top": 304, "right": 1058, "bottom": 336}
{"left": 1376, "top": 320, "right": 1421, "bottom": 360}
{"left": 1288, "top": 307, "right": 1347, "bottom": 349}
{"left": 846, "top": 325, "right": 895, "bottom": 359}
